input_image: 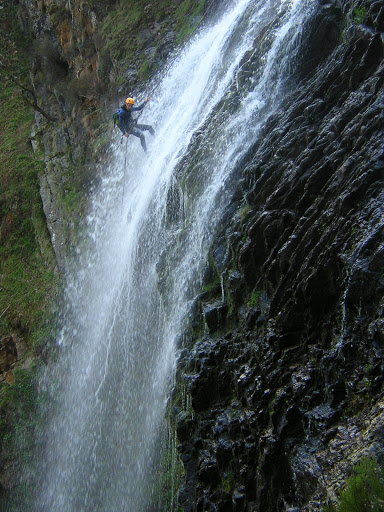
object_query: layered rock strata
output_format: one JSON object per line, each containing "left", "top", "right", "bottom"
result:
{"left": 174, "top": 1, "right": 384, "bottom": 510}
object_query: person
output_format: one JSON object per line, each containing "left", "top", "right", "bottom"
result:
{"left": 117, "top": 96, "right": 155, "bottom": 153}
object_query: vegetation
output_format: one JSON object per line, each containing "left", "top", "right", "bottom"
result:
{"left": 175, "top": 0, "right": 208, "bottom": 44}
{"left": 0, "top": 85, "right": 57, "bottom": 349}
{"left": 154, "top": 428, "right": 185, "bottom": 512}
{"left": 0, "top": 0, "right": 57, "bottom": 492}
{"left": 0, "top": 366, "right": 42, "bottom": 511}
{"left": 326, "top": 457, "right": 384, "bottom": 512}
{"left": 352, "top": 6, "right": 367, "bottom": 25}
{"left": 0, "top": 3, "right": 57, "bottom": 121}
{"left": 248, "top": 288, "right": 262, "bottom": 308}
{"left": 100, "top": 0, "right": 208, "bottom": 88}
{"left": 0, "top": 367, "right": 39, "bottom": 441}
{"left": 203, "top": 276, "right": 221, "bottom": 296}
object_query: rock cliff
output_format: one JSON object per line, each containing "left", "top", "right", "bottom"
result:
{"left": 17, "top": 0, "right": 204, "bottom": 269}
{"left": 1, "top": 0, "right": 383, "bottom": 510}
{"left": 173, "top": 1, "right": 384, "bottom": 510}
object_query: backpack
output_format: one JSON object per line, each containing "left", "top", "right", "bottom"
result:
{"left": 112, "top": 109, "right": 120, "bottom": 128}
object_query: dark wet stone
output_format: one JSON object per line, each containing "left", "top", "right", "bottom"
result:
{"left": 174, "top": 1, "right": 384, "bottom": 511}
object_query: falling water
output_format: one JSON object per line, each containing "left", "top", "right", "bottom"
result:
{"left": 30, "top": 0, "right": 316, "bottom": 511}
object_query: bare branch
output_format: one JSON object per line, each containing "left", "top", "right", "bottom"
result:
{"left": 2, "top": 70, "right": 58, "bottom": 122}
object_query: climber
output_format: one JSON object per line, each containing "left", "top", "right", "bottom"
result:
{"left": 116, "top": 96, "right": 155, "bottom": 153}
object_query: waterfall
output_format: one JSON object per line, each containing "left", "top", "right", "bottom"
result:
{"left": 31, "top": 1, "right": 315, "bottom": 511}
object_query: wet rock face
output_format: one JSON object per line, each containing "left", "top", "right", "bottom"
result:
{"left": 175, "top": 1, "right": 384, "bottom": 511}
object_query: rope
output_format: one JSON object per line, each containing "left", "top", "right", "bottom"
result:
{"left": 193, "top": 0, "right": 215, "bottom": 33}
{"left": 122, "top": 136, "right": 129, "bottom": 207}
{"left": 178, "top": 0, "right": 216, "bottom": 50}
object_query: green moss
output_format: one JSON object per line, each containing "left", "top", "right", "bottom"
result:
{"left": 139, "top": 58, "right": 150, "bottom": 81}
{"left": 0, "top": 364, "right": 47, "bottom": 512}
{"left": 154, "top": 429, "right": 186, "bottom": 511}
{"left": 352, "top": 6, "right": 367, "bottom": 25}
{"left": 202, "top": 276, "right": 221, "bottom": 295}
{"left": 101, "top": 1, "right": 144, "bottom": 64}
{"left": 239, "top": 204, "right": 251, "bottom": 221}
{"left": 47, "top": 3, "right": 68, "bottom": 24}
{"left": 153, "top": 378, "right": 189, "bottom": 510}
{"left": 175, "top": 0, "right": 207, "bottom": 44}
{"left": 99, "top": 0, "right": 209, "bottom": 87}
{"left": 248, "top": 288, "right": 262, "bottom": 308}
{"left": 222, "top": 470, "right": 236, "bottom": 493}
{"left": 60, "top": 188, "right": 81, "bottom": 214}
{"left": 326, "top": 457, "right": 384, "bottom": 512}
{"left": 92, "top": 133, "right": 112, "bottom": 161}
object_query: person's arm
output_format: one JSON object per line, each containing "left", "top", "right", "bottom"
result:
{"left": 132, "top": 97, "right": 150, "bottom": 112}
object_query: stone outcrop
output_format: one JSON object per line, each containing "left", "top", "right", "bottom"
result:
{"left": 173, "top": 0, "right": 384, "bottom": 510}
{"left": 18, "top": 0, "right": 106, "bottom": 269}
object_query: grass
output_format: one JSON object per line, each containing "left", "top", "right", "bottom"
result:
{"left": 0, "top": 3, "right": 58, "bottom": 493}
{"left": 0, "top": 367, "right": 38, "bottom": 440}
{"left": 340, "top": 458, "right": 384, "bottom": 512}
{"left": 325, "top": 457, "right": 384, "bottom": 512}
{"left": 0, "top": 87, "right": 58, "bottom": 346}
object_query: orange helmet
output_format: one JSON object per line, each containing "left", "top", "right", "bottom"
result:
{"left": 125, "top": 97, "right": 135, "bottom": 105}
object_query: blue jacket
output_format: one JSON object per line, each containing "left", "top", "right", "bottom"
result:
{"left": 118, "top": 102, "right": 146, "bottom": 134}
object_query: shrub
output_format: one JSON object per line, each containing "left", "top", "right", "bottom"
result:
{"left": 328, "top": 457, "right": 384, "bottom": 512}
{"left": 352, "top": 6, "right": 367, "bottom": 25}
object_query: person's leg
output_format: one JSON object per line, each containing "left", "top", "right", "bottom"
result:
{"left": 137, "top": 123, "right": 155, "bottom": 136}
{"left": 131, "top": 127, "right": 147, "bottom": 153}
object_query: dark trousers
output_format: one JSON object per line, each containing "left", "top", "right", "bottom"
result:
{"left": 130, "top": 124, "right": 155, "bottom": 152}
